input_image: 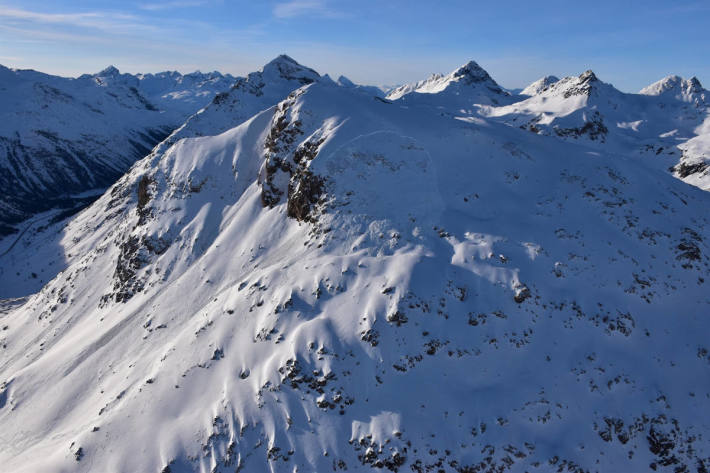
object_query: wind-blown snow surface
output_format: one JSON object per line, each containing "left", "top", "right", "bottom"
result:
{"left": 0, "top": 64, "right": 234, "bottom": 235}
{"left": 1, "top": 77, "right": 710, "bottom": 472}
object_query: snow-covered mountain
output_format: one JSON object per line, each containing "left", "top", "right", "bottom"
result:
{"left": 483, "top": 70, "right": 627, "bottom": 143}
{"left": 0, "top": 56, "right": 346, "bottom": 298}
{"left": 160, "top": 55, "right": 321, "bottom": 147}
{"left": 0, "top": 64, "right": 235, "bottom": 236}
{"left": 481, "top": 70, "right": 710, "bottom": 191}
{"left": 640, "top": 75, "right": 708, "bottom": 105}
{"left": 1, "top": 61, "right": 710, "bottom": 473}
{"left": 386, "top": 60, "right": 514, "bottom": 107}
{"left": 640, "top": 75, "right": 710, "bottom": 189}
{"left": 520, "top": 75, "right": 559, "bottom": 96}
{"left": 83, "top": 66, "right": 236, "bottom": 118}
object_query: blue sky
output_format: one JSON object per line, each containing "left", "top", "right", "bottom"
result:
{"left": 0, "top": 0, "right": 708, "bottom": 91}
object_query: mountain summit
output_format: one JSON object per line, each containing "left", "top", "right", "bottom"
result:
{"left": 640, "top": 74, "right": 708, "bottom": 105}
{"left": 386, "top": 60, "right": 512, "bottom": 106}
{"left": 160, "top": 55, "right": 322, "bottom": 148}
{"left": 261, "top": 54, "right": 320, "bottom": 84}
{"left": 520, "top": 75, "right": 560, "bottom": 96}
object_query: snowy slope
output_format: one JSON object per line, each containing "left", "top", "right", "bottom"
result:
{"left": 1, "top": 78, "right": 709, "bottom": 473}
{"left": 331, "top": 74, "right": 386, "bottom": 98}
{"left": 0, "top": 64, "right": 234, "bottom": 236}
{"left": 520, "top": 75, "right": 559, "bottom": 96}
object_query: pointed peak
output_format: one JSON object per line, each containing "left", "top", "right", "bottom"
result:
{"left": 553, "top": 70, "right": 609, "bottom": 99}
{"left": 459, "top": 60, "right": 483, "bottom": 70}
{"left": 689, "top": 76, "right": 703, "bottom": 90}
{"left": 261, "top": 54, "right": 320, "bottom": 84}
{"left": 451, "top": 60, "right": 493, "bottom": 84}
{"left": 265, "top": 54, "right": 300, "bottom": 68}
{"left": 337, "top": 75, "right": 355, "bottom": 87}
{"left": 319, "top": 74, "right": 336, "bottom": 85}
{"left": 579, "top": 70, "right": 598, "bottom": 83}
{"left": 97, "top": 65, "right": 120, "bottom": 77}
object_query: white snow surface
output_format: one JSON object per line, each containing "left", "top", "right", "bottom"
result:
{"left": 520, "top": 75, "right": 560, "bottom": 96}
{"left": 1, "top": 61, "right": 710, "bottom": 473}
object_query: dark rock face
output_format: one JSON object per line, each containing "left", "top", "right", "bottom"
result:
{"left": 453, "top": 61, "right": 495, "bottom": 85}
{"left": 688, "top": 76, "right": 704, "bottom": 94}
{"left": 554, "top": 112, "right": 609, "bottom": 141}
{"left": 260, "top": 90, "right": 327, "bottom": 223}
{"left": 563, "top": 70, "right": 600, "bottom": 98}
{"left": 674, "top": 161, "right": 708, "bottom": 178}
{"left": 286, "top": 170, "right": 326, "bottom": 222}
{"left": 136, "top": 174, "right": 154, "bottom": 225}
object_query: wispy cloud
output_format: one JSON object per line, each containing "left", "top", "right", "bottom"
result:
{"left": 272, "top": 0, "right": 342, "bottom": 19}
{"left": 0, "top": 7, "right": 139, "bottom": 25}
{"left": 0, "top": 6, "right": 154, "bottom": 36}
{"left": 138, "top": 1, "right": 208, "bottom": 11}
{"left": 0, "top": 5, "right": 222, "bottom": 39}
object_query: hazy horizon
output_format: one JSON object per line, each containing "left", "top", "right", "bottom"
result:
{"left": 1, "top": 0, "right": 709, "bottom": 93}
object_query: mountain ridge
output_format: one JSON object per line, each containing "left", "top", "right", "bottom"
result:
{"left": 0, "top": 62, "right": 239, "bottom": 236}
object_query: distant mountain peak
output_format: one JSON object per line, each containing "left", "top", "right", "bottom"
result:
{"left": 386, "top": 60, "right": 507, "bottom": 102}
{"left": 689, "top": 76, "right": 703, "bottom": 91}
{"left": 547, "top": 69, "right": 609, "bottom": 99}
{"left": 337, "top": 75, "right": 355, "bottom": 87}
{"left": 261, "top": 54, "right": 320, "bottom": 84}
{"left": 450, "top": 60, "right": 494, "bottom": 85}
{"left": 640, "top": 74, "right": 707, "bottom": 104}
{"left": 521, "top": 75, "right": 560, "bottom": 96}
{"left": 578, "top": 70, "right": 598, "bottom": 83}
{"left": 97, "top": 65, "right": 121, "bottom": 77}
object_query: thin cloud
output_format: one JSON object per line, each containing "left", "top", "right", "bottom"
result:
{"left": 272, "top": 0, "right": 342, "bottom": 19}
{"left": 0, "top": 7, "right": 139, "bottom": 24}
{"left": 0, "top": 6, "right": 210, "bottom": 37}
{"left": 138, "top": 1, "right": 208, "bottom": 11}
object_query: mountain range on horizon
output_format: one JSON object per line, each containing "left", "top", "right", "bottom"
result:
{"left": 2, "top": 55, "right": 708, "bottom": 239}
{"left": 1, "top": 54, "right": 710, "bottom": 473}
